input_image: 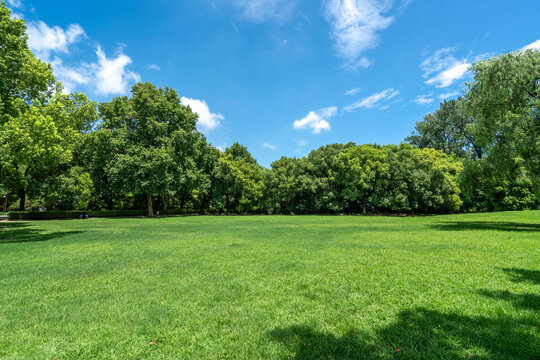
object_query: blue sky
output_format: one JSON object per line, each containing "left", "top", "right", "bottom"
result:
{"left": 6, "top": 0, "right": 540, "bottom": 167}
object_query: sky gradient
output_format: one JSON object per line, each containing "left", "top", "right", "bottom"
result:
{"left": 6, "top": 0, "right": 540, "bottom": 166}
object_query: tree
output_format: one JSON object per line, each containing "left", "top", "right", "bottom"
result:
{"left": 331, "top": 145, "right": 390, "bottom": 214}
{"left": 466, "top": 50, "right": 540, "bottom": 195}
{"left": 99, "top": 82, "right": 200, "bottom": 216}
{"left": 406, "top": 98, "right": 482, "bottom": 159}
{"left": 212, "top": 146, "right": 264, "bottom": 213}
{"left": 0, "top": 93, "right": 98, "bottom": 210}
{"left": 0, "top": 2, "right": 56, "bottom": 122}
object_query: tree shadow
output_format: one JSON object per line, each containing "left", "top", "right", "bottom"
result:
{"left": 269, "top": 308, "right": 539, "bottom": 359}
{"left": 0, "top": 222, "right": 31, "bottom": 229}
{"left": 0, "top": 223, "right": 83, "bottom": 244}
{"left": 477, "top": 289, "right": 540, "bottom": 311}
{"left": 429, "top": 221, "right": 540, "bottom": 232}
{"left": 502, "top": 268, "right": 540, "bottom": 285}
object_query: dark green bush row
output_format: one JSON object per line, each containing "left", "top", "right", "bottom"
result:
{"left": 8, "top": 211, "right": 86, "bottom": 220}
{"left": 7, "top": 209, "right": 210, "bottom": 220}
{"left": 8, "top": 210, "right": 144, "bottom": 220}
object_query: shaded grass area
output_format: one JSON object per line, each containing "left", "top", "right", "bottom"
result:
{"left": 0, "top": 211, "right": 538, "bottom": 359}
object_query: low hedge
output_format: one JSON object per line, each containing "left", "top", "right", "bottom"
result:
{"left": 8, "top": 211, "right": 87, "bottom": 220}
{"left": 7, "top": 209, "right": 203, "bottom": 220}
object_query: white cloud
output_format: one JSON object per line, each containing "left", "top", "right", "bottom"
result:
{"left": 233, "top": 0, "right": 299, "bottom": 23}
{"left": 344, "top": 87, "right": 361, "bottom": 96}
{"left": 295, "top": 139, "right": 308, "bottom": 146}
{"left": 521, "top": 39, "right": 540, "bottom": 51}
{"left": 50, "top": 57, "right": 92, "bottom": 94}
{"left": 95, "top": 47, "right": 140, "bottom": 95}
{"left": 293, "top": 106, "right": 337, "bottom": 134}
{"left": 323, "top": 0, "right": 402, "bottom": 69}
{"left": 439, "top": 91, "right": 460, "bottom": 100}
{"left": 344, "top": 88, "right": 399, "bottom": 111}
{"left": 27, "top": 21, "right": 86, "bottom": 60}
{"left": 413, "top": 93, "right": 434, "bottom": 105}
{"left": 421, "top": 48, "right": 472, "bottom": 88}
{"left": 25, "top": 19, "right": 139, "bottom": 96}
{"left": 262, "top": 143, "right": 277, "bottom": 150}
{"left": 181, "top": 97, "right": 224, "bottom": 131}
{"left": 6, "top": 0, "right": 23, "bottom": 8}
{"left": 50, "top": 47, "right": 140, "bottom": 96}
{"left": 148, "top": 64, "right": 161, "bottom": 71}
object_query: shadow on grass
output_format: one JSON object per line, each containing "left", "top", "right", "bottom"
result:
{"left": 429, "top": 221, "right": 540, "bottom": 232}
{"left": 478, "top": 289, "right": 540, "bottom": 311}
{"left": 502, "top": 268, "right": 540, "bottom": 285}
{"left": 0, "top": 223, "right": 83, "bottom": 244}
{"left": 269, "top": 308, "right": 539, "bottom": 359}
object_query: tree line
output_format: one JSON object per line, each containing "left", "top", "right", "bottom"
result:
{"left": 0, "top": 3, "right": 538, "bottom": 216}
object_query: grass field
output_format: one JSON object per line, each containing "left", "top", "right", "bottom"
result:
{"left": 0, "top": 212, "right": 539, "bottom": 359}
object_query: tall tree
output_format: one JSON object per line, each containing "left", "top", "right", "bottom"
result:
{"left": 466, "top": 50, "right": 540, "bottom": 193}
{"left": 0, "top": 2, "right": 56, "bottom": 122}
{"left": 406, "top": 98, "right": 482, "bottom": 159}
{"left": 99, "top": 82, "right": 200, "bottom": 216}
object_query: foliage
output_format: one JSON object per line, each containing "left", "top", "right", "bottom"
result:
{"left": 406, "top": 98, "right": 483, "bottom": 159}
{"left": 0, "top": 2, "right": 56, "bottom": 122}
{"left": 466, "top": 50, "right": 540, "bottom": 195}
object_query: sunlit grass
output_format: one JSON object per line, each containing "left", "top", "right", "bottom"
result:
{"left": 0, "top": 211, "right": 539, "bottom": 359}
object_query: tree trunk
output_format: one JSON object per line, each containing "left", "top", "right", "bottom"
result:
{"left": 18, "top": 188, "right": 26, "bottom": 211}
{"left": 106, "top": 198, "right": 114, "bottom": 211}
{"left": 162, "top": 194, "right": 168, "bottom": 211}
{"left": 146, "top": 193, "right": 154, "bottom": 217}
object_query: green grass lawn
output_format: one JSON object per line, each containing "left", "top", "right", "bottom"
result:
{"left": 0, "top": 212, "right": 539, "bottom": 359}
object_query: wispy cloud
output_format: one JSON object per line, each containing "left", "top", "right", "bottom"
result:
{"left": 413, "top": 93, "right": 434, "bottom": 105}
{"left": 421, "top": 48, "right": 472, "bottom": 88}
{"left": 181, "top": 97, "right": 224, "bottom": 132}
{"left": 147, "top": 64, "right": 161, "bottom": 71}
{"left": 262, "top": 142, "right": 277, "bottom": 150}
{"left": 293, "top": 106, "right": 337, "bottom": 134}
{"left": 5, "top": 0, "right": 23, "bottom": 8}
{"left": 439, "top": 91, "right": 460, "bottom": 100}
{"left": 345, "top": 88, "right": 399, "bottom": 111}
{"left": 323, "top": 0, "right": 408, "bottom": 69}
{"left": 232, "top": 0, "right": 299, "bottom": 23}
{"left": 344, "top": 87, "right": 361, "bottom": 96}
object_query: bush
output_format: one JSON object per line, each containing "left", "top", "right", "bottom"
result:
{"left": 8, "top": 211, "right": 86, "bottom": 220}
{"left": 88, "top": 210, "right": 145, "bottom": 217}
{"left": 6, "top": 209, "right": 205, "bottom": 220}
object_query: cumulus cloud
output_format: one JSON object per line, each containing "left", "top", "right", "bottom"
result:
{"left": 262, "top": 143, "right": 277, "bottom": 150}
{"left": 344, "top": 88, "right": 399, "bottom": 111}
{"left": 323, "top": 0, "right": 405, "bottom": 69}
{"left": 521, "top": 39, "right": 540, "bottom": 51}
{"left": 413, "top": 93, "right": 434, "bottom": 105}
{"left": 95, "top": 47, "right": 140, "bottom": 95}
{"left": 293, "top": 106, "right": 337, "bottom": 134}
{"left": 181, "top": 97, "right": 224, "bottom": 131}
{"left": 421, "top": 48, "right": 472, "bottom": 88}
{"left": 27, "top": 21, "right": 86, "bottom": 60}
{"left": 344, "top": 87, "right": 362, "bottom": 96}
{"left": 232, "top": 0, "right": 299, "bottom": 23}
{"left": 26, "top": 18, "right": 140, "bottom": 96}
{"left": 49, "top": 47, "right": 140, "bottom": 96}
